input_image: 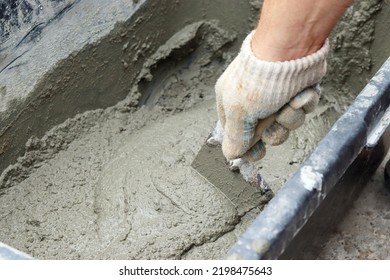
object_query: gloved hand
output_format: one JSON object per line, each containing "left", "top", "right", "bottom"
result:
{"left": 215, "top": 31, "right": 329, "bottom": 161}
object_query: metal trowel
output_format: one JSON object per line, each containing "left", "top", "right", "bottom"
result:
{"left": 191, "top": 123, "right": 273, "bottom": 213}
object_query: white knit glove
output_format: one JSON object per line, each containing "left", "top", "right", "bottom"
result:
{"left": 215, "top": 31, "right": 329, "bottom": 161}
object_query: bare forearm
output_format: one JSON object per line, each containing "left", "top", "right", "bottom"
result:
{"left": 252, "top": 0, "right": 352, "bottom": 61}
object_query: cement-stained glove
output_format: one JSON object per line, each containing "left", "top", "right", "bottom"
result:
{"left": 215, "top": 31, "right": 329, "bottom": 161}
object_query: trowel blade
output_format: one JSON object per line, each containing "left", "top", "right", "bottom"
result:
{"left": 191, "top": 137, "right": 273, "bottom": 213}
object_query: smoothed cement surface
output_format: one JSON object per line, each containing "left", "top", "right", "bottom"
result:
{"left": 0, "top": 1, "right": 389, "bottom": 259}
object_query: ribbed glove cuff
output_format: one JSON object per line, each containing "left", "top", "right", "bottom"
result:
{"left": 238, "top": 31, "right": 329, "bottom": 111}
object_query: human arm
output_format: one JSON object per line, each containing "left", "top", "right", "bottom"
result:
{"left": 252, "top": 0, "right": 352, "bottom": 61}
{"left": 215, "top": 0, "right": 353, "bottom": 162}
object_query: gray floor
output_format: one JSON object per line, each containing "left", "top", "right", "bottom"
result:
{"left": 318, "top": 151, "right": 390, "bottom": 259}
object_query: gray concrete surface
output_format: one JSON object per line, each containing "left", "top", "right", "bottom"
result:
{"left": 0, "top": 0, "right": 389, "bottom": 260}
{"left": 318, "top": 152, "right": 390, "bottom": 259}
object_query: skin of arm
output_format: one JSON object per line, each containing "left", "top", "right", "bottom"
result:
{"left": 252, "top": 0, "right": 353, "bottom": 61}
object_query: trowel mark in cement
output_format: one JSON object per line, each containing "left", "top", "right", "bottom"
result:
{"left": 94, "top": 102, "right": 243, "bottom": 258}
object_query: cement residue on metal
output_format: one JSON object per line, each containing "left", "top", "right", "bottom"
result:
{"left": 0, "top": 1, "right": 386, "bottom": 259}
{"left": 299, "top": 165, "right": 323, "bottom": 192}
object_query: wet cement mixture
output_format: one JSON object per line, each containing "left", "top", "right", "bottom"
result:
{"left": 0, "top": 1, "right": 387, "bottom": 259}
{"left": 318, "top": 151, "right": 390, "bottom": 259}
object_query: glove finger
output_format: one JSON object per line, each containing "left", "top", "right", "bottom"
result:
{"left": 222, "top": 109, "right": 274, "bottom": 161}
{"left": 242, "top": 140, "right": 266, "bottom": 162}
{"left": 261, "top": 121, "right": 290, "bottom": 146}
{"left": 240, "top": 116, "right": 275, "bottom": 162}
{"left": 216, "top": 90, "right": 226, "bottom": 128}
{"left": 247, "top": 115, "right": 275, "bottom": 148}
{"left": 276, "top": 104, "right": 305, "bottom": 130}
{"left": 222, "top": 104, "right": 252, "bottom": 160}
{"left": 289, "top": 87, "right": 320, "bottom": 113}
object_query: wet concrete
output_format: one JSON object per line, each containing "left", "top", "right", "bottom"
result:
{"left": 319, "top": 151, "right": 390, "bottom": 259}
{"left": 0, "top": 0, "right": 389, "bottom": 259}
